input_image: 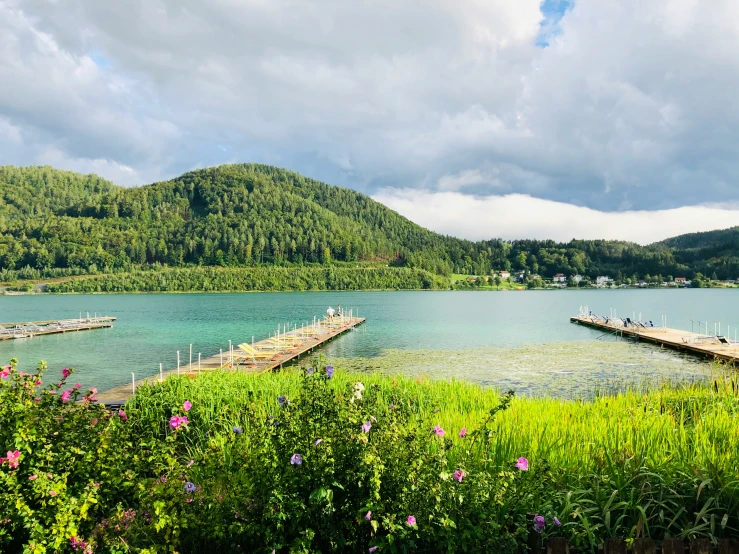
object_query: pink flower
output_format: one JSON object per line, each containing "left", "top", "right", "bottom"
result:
{"left": 118, "top": 409, "right": 128, "bottom": 421}
{"left": 433, "top": 425, "right": 445, "bottom": 437}
{"left": 6, "top": 450, "right": 20, "bottom": 469}
{"left": 73, "top": 383, "right": 81, "bottom": 389}
{"left": 0, "top": 369, "right": 9, "bottom": 379}
{"left": 90, "top": 419, "right": 98, "bottom": 426}
{"left": 183, "top": 400, "right": 192, "bottom": 412}
{"left": 365, "top": 511, "right": 372, "bottom": 520}
{"left": 61, "top": 389, "right": 72, "bottom": 403}
{"left": 28, "top": 474, "right": 37, "bottom": 480}
{"left": 369, "top": 548, "right": 378, "bottom": 553}
{"left": 89, "top": 387, "right": 97, "bottom": 395}
{"left": 169, "top": 415, "right": 189, "bottom": 430}
{"left": 34, "top": 379, "right": 42, "bottom": 385}
{"left": 459, "top": 427, "right": 467, "bottom": 438}
{"left": 452, "top": 469, "right": 465, "bottom": 482}
{"left": 406, "top": 515, "right": 416, "bottom": 526}
{"left": 62, "top": 368, "right": 71, "bottom": 379}
{"left": 48, "top": 391, "right": 57, "bottom": 395}
{"left": 187, "top": 459, "right": 194, "bottom": 467}
{"left": 49, "top": 490, "right": 57, "bottom": 497}
{"left": 515, "top": 457, "right": 529, "bottom": 471}
{"left": 33, "top": 398, "right": 40, "bottom": 402}
{"left": 93, "top": 483, "right": 100, "bottom": 487}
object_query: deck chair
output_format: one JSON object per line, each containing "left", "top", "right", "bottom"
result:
{"left": 236, "top": 343, "right": 274, "bottom": 359}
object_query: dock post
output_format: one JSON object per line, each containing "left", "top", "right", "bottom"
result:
{"left": 159, "top": 363, "right": 163, "bottom": 383}
{"left": 198, "top": 353, "right": 201, "bottom": 371}
{"left": 220, "top": 349, "right": 223, "bottom": 366}
{"left": 131, "top": 372, "right": 135, "bottom": 396}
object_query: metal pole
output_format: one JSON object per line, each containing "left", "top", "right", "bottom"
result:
{"left": 198, "top": 353, "right": 201, "bottom": 371}
{"left": 220, "top": 349, "right": 223, "bottom": 366}
{"left": 159, "top": 363, "right": 163, "bottom": 383}
{"left": 177, "top": 351, "right": 180, "bottom": 376}
{"left": 131, "top": 372, "right": 135, "bottom": 396}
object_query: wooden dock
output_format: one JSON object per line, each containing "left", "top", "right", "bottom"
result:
{"left": 98, "top": 313, "right": 365, "bottom": 404}
{"left": 0, "top": 316, "right": 116, "bottom": 341}
{"left": 571, "top": 313, "right": 739, "bottom": 363}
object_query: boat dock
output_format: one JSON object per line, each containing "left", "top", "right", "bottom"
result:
{"left": 571, "top": 308, "right": 739, "bottom": 363}
{"left": 98, "top": 311, "right": 365, "bottom": 404}
{"left": 0, "top": 316, "right": 116, "bottom": 341}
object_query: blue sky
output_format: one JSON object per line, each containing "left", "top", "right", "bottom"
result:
{"left": 2, "top": 0, "right": 739, "bottom": 243}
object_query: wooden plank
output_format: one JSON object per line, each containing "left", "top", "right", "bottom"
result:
{"left": 718, "top": 538, "right": 739, "bottom": 554}
{"left": 604, "top": 537, "right": 627, "bottom": 554}
{"left": 662, "top": 538, "right": 685, "bottom": 554}
{"left": 690, "top": 539, "right": 713, "bottom": 554}
{"left": 633, "top": 538, "right": 656, "bottom": 554}
{"left": 547, "top": 537, "right": 569, "bottom": 554}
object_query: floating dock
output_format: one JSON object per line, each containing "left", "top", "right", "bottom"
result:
{"left": 571, "top": 311, "right": 739, "bottom": 363}
{"left": 98, "top": 312, "right": 365, "bottom": 404}
{"left": 0, "top": 316, "right": 116, "bottom": 341}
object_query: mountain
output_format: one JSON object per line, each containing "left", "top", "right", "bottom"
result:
{"left": 1, "top": 164, "right": 738, "bottom": 283}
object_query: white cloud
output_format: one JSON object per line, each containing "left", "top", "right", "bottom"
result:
{"left": 373, "top": 188, "right": 739, "bottom": 245}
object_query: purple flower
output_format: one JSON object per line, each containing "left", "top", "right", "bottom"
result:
{"left": 184, "top": 481, "right": 196, "bottom": 493}
{"left": 277, "top": 395, "right": 288, "bottom": 407}
{"left": 433, "top": 425, "right": 445, "bottom": 437}
{"left": 554, "top": 516, "right": 561, "bottom": 527}
{"left": 365, "top": 510, "right": 372, "bottom": 520}
{"left": 314, "top": 439, "right": 323, "bottom": 446}
{"left": 452, "top": 469, "right": 465, "bottom": 482}
{"left": 515, "top": 457, "right": 529, "bottom": 471}
{"left": 183, "top": 400, "right": 192, "bottom": 412}
{"left": 534, "top": 515, "right": 545, "bottom": 533}
{"left": 290, "top": 453, "right": 303, "bottom": 465}
{"left": 325, "top": 365, "right": 334, "bottom": 379}
{"left": 361, "top": 421, "right": 372, "bottom": 433}
{"left": 369, "top": 548, "right": 378, "bottom": 553}
{"left": 233, "top": 426, "right": 243, "bottom": 434}
{"left": 459, "top": 427, "right": 467, "bottom": 438}
{"left": 306, "top": 367, "right": 314, "bottom": 376}
{"left": 406, "top": 515, "right": 416, "bottom": 526}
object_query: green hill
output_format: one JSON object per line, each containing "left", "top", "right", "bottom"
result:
{"left": 1, "top": 164, "right": 738, "bottom": 287}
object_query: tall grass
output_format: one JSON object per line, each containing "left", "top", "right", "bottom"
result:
{"left": 128, "top": 366, "right": 739, "bottom": 545}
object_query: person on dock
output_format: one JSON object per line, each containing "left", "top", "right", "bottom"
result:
{"left": 327, "top": 306, "right": 335, "bottom": 321}
{"left": 337, "top": 304, "right": 342, "bottom": 317}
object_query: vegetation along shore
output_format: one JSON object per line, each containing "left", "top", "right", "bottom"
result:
{"left": 2, "top": 164, "right": 739, "bottom": 293}
{"left": 1, "top": 357, "right": 738, "bottom": 552}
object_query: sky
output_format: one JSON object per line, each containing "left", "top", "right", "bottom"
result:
{"left": 1, "top": 0, "right": 739, "bottom": 244}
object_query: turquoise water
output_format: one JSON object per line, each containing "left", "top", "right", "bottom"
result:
{"left": 0, "top": 290, "right": 736, "bottom": 395}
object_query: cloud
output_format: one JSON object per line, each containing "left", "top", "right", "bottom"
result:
{"left": 0, "top": 0, "right": 738, "bottom": 228}
{"left": 373, "top": 188, "right": 739, "bottom": 245}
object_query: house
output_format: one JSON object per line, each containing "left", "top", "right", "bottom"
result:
{"left": 553, "top": 273, "right": 566, "bottom": 283}
{"left": 675, "top": 277, "right": 687, "bottom": 283}
{"left": 573, "top": 274, "right": 583, "bottom": 283}
{"left": 497, "top": 271, "right": 511, "bottom": 279}
{"left": 596, "top": 276, "right": 612, "bottom": 287}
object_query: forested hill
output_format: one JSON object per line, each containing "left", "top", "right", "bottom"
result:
{"left": 1, "top": 164, "right": 739, "bottom": 282}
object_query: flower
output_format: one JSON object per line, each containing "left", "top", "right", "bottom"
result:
{"left": 73, "top": 383, "right": 81, "bottom": 389}
{"left": 314, "top": 439, "right": 323, "bottom": 446}
{"left": 452, "top": 469, "right": 465, "bottom": 482}
{"left": 183, "top": 400, "right": 192, "bottom": 412}
{"left": 6, "top": 450, "right": 20, "bottom": 469}
{"left": 369, "top": 548, "right": 378, "bottom": 553}
{"left": 306, "top": 367, "right": 314, "bottom": 376}
{"left": 62, "top": 368, "right": 71, "bottom": 379}
{"left": 184, "top": 481, "right": 196, "bottom": 493}
{"left": 170, "top": 415, "right": 189, "bottom": 430}
{"left": 34, "top": 379, "right": 41, "bottom": 385}
{"left": 515, "top": 457, "right": 529, "bottom": 471}
{"left": 233, "top": 426, "right": 243, "bottom": 434}
{"left": 118, "top": 409, "right": 128, "bottom": 421}
{"left": 406, "top": 515, "right": 416, "bottom": 526}
{"left": 365, "top": 511, "right": 372, "bottom": 520}
{"left": 361, "top": 421, "right": 372, "bottom": 433}
{"left": 61, "top": 389, "right": 72, "bottom": 403}
{"left": 354, "top": 382, "right": 365, "bottom": 391}
{"left": 277, "top": 395, "right": 288, "bottom": 407}
{"left": 187, "top": 459, "right": 194, "bottom": 467}
{"left": 433, "top": 425, "right": 445, "bottom": 437}
{"left": 459, "top": 427, "right": 467, "bottom": 438}
{"left": 290, "top": 453, "right": 303, "bottom": 465}
{"left": 325, "top": 365, "right": 334, "bottom": 379}
{"left": 90, "top": 419, "right": 98, "bottom": 426}
{"left": 554, "top": 516, "right": 561, "bottom": 527}
{"left": 0, "top": 370, "right": 9, "bottom": 379}
{"left": 534, "top": 515, "right": 545, "bottom": 533}
{"left": 93, "top": 483, "right": 100, "bottom": 487}
{"left": 28, "top": 475, "right": 37, "bottom": 480}
{"left": 49, "top": 490, "right": 57, "bottom": 497}
{"left": 33, "top": 397, "right": 40, "bottom": 402}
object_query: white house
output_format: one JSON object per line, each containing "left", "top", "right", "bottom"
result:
{"left": 596, "top": 276, "right": 612, "bottom": 287}
{"left": 553, "top": 273, "right": 566, "bottom": 283}
{"left": 573, "top": 274, "right": 583, "bottom": 283}
{"left": 497, "top": 270, "right": 511, "bottom": 279}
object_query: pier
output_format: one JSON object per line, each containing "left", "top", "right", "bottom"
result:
{"left": 0, "top": 315, "right": 116, "bottom": 341}
{"left": 571, "top": 307, "right": 739, "bottom": 363}
{"left": 98, "top": 311, "right": 365, "bottom": 404}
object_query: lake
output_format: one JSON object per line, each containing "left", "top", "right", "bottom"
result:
{"left": 0, "top": 290, "right": 736, "bottom": 397}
